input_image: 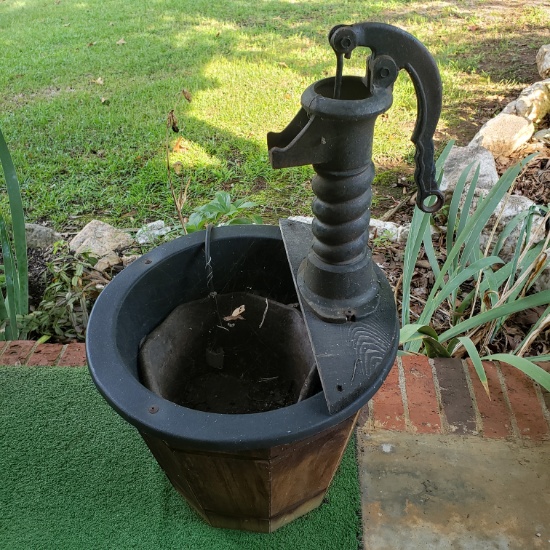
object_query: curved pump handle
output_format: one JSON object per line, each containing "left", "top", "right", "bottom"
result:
{"left": 329, "top": 22, "right": 444, "bottom": 213}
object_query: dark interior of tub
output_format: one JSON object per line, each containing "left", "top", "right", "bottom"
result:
{"left": 113, "top": 229, "right": 321, "bottom": 414}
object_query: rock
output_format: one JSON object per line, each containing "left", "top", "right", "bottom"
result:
{"left": 470, "top": 114, "right": 535, "bottom": 156}
{"left": 533, "top": 128, "right": 550, "bottom": 145}
{"left": 288, "top": 216, "right": 313, "bottom": 224}
{"left": 534, "top": 268, "right": 550, "bottom": 292}
{"left": 135, "top": 220, "right": 171, "bottom": 244}
{"left": 369, "top": 218, "right": 410, "bottom": 243}
{"left": 502, "top": 80, "right": 550, "bottom": 124}
{"left": 440, "top": 145, "right": 498, "bottom": 194}
{"left": 94, "top": 252, "right": 122, "bottom": 272}
{"left": 25, "top": 223, "right": 63, "bottom": 249}
{"left": 287, "top": 216, "right": 411, "bottom": 243}
{"left": 70, "top": 220, "right": 134, "bottom": 257}
{"left": 536, "top": 44, "right": 550, "bottom": 79}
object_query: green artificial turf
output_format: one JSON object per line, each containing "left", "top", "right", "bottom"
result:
{"left": 0, "top": 366, "right": 362, "bottom": 549}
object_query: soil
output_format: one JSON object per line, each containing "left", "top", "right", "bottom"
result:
{"left": 138, "top": 292, "right": 320, "bottom": 414}
{"left": 27, "top": 247, "right": 50, "bottom": 310}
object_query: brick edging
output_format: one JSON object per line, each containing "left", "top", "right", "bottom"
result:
{"left": 0, "top": 341, "right": 86, "bottom": 367}
{"left": 365, "top": 356, "right": 550, "bottom": 442}
{"left": 2, "top": 341, "right": 548, "bottom": 441}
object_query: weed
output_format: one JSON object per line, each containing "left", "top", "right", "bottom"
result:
{"left": 20, "top": 244, "right": 108, "bottom": 342}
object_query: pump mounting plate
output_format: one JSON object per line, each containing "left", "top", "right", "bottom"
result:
{"left": 280, "top": 219, "right": 399, "bottom": 414}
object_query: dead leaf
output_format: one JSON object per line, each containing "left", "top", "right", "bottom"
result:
{"left": 172, "top": 161, "right": 183, "bottom": 175}
{"left": 182, "top": 88, "right": 192, "bottom": 102}
{"left": 87, "top": 41, "right": 97, "bottom": 47}
{"left": 167, "top": 110, "right": 179, "bottom": 133}
{"left": 91, "top": 77, "right": 104, "bottom": 85}
{"left": 277, "top": 61, "right": 289, "bottom": 68}
{"left": 223, "top": 305, "right": 245, "bottom": 322}
{"left": 116, "top": 38, "right": 126, "bottom": 45}
{"left": 172, "top": 136, "right": 187, "bottom": 153}
{"left": 100, "top": 97, "right": 110, "bottom": 105}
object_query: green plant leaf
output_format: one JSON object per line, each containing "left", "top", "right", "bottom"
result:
{"left": 484, "top": 354, "right": 550, "bottom": 392}
{"left": 226, "top": 217, "right": 255, "bottom": 225}
{"left": 423, "top": 221, "right": 440, "bottom": 278}
{"left": 399, "top": 324, "right": 430, "bottom": 344}
{"left": 401, "top": 204, "right": 432, "bottom": 331}
{"left": 439, "top": 290, "right": 550, "bottom": 342}
{"left": 446, "top": 161, "right": 475, "bottom": 257}
{"left": 0, "top": 218, "right": 18, "bottom": 340}
{"left": 233, "top": 200, "right": 257, "bottom": 209}
{"left": 435, "top": 141, "right": 455, "bottom": 178}
{"left": 419, "top": 256, "right": 503, "bottom": 327}
{"left": 424, "top": 156, "right": 536, "bottom": 317}
{"left": 417, "top": 325, "right": 440, "bottom": 339}
{"left": 456, "top": 163, "right": 480, "bottom": 248}
{"left": 446, "top": 337, "right": 460, "bottom": 355}
{"left": 493, "top": 209, "right": 531, "bottom": 257}
{"left": 422, "top": 335, "right": 452, "bottom": 358}
{"left": 214, "top": 191, "right": 232, "bottom": 213}
{"left": 525, "top": 354, "right": 550, "bottom": 361}
{"left": 0, "top": 128, "right": 28, "bottom": 316}
{"left": 458, "top": 336, "right": 489, "bottom": 397}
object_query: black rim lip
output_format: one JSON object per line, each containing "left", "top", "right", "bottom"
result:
{"left": 301, "top": 76, "right": 392, "bottom": 120}
{"left": 86, "top": 225, "right": 397, "bottom": 451}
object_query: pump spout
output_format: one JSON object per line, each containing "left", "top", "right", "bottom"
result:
{"left": 267, "top": 108, "right": 333, "bottom": 169}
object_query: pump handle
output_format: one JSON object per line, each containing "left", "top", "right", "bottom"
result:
{"left": 329, "top": 22, "right": 444, "bottom": 213}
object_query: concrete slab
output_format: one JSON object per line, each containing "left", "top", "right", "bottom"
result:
{"left": 357, "top": 430, "right": 550, "bottom": 550}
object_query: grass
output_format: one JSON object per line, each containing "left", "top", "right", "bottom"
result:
{"left": 0, "top": 0, "right": 548, "bottom": 229}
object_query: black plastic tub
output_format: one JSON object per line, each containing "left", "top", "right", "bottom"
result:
{"left": 86, "top": 225, "right": 394, "bottom": 451}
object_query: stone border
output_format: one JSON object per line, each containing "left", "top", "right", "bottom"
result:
{"left": 2, "top": 341, "right": 548, "bottom": 441}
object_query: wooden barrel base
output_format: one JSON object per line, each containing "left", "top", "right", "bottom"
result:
{"left": 140, "top": 412, "right": 358, "bottom": 533}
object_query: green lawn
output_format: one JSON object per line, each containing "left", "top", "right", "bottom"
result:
{"left": 1, "top": 0, "right": 548, "bottom": 229}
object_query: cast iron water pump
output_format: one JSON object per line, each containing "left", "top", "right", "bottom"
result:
{"left": 269, "top": 22, "right": 444, "bottom": 413}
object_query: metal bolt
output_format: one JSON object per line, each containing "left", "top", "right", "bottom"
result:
{"left": 148, "top": 405, "right": 159, "bottom": 414}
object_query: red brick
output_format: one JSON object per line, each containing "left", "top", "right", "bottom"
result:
{"left": 58, "top": 343, "right": 87, "bottom": 367}
{"left": 401, "top": 355, "right": 441, "bottom": 433}
{"left": 372, "top": 361, "right": 405, "bottom": 431}
{"left": 468, "top": 361, "right": 513, "bottom": 439}
{"left": 0, "top": 341, "right": 36, "bottom": 365}
{"left": 500, "top": 363, "right": 549, "bottom": 440}
{"left": 27, "top": 343, "right": 64, "bottom": 366}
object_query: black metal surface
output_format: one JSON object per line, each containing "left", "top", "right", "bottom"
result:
{"left": 328, "top": 21, "right": 444, "bottom": 213}
{"left": 280, "top": 219, "right": 398, "bottom": 415}
{"left": 269, "top": 22, "right": 442, "bottom": 412}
